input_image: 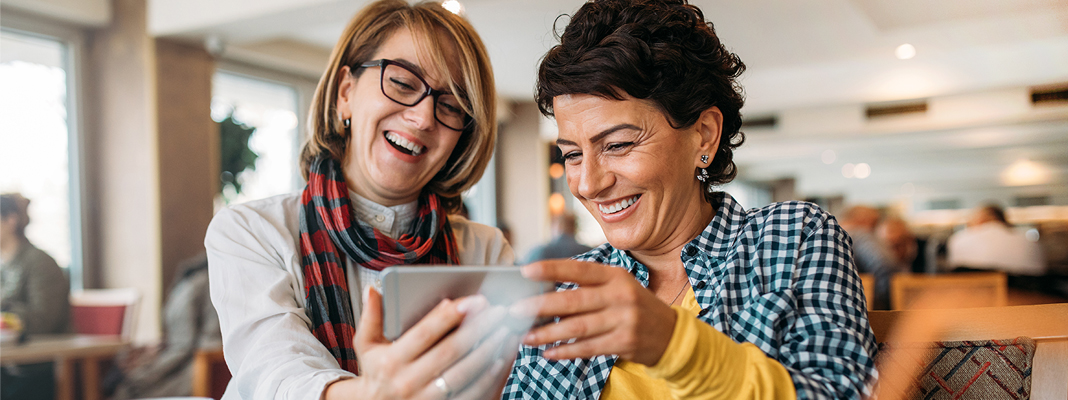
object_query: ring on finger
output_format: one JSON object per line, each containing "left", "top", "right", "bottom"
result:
{"left": 434, "top": 376, "right": 452, "bottom": 399}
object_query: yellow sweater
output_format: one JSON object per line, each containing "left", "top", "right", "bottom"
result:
{"left": 600, "top": 288, "right": 797, "bottom": 400}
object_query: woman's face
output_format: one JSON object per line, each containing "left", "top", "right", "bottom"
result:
{"left": 336, "top": 27, "right": 464, "bottom": 205}
{"left": 554, "top": 93, "right": 720, "bottom": 254}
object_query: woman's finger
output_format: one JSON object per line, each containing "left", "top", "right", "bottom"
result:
{"left": 522, "top": 308, "right": 614, "bottom": 347}
{"left": 451, "top": 331, "right": 521, "bottom": 400}
{"left": 392, "top": 295, "right": 484, "bottom": 362}
{"left": 540, "top": 330, "right": 623, "bottom": 361}
{"left": 510, "top": 285, "right": 608, "bottom": 320}
{"left": 409, "top": 304, "right": 507, "bottom": 380}
{"left": 521, "top": 260, "right": 615, "bottom": 286}
{"left": 355, "top": 286, "right": 386, "bottom": 351}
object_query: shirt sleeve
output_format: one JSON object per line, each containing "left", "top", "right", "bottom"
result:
{"left": 646, "top": 306, "right": 796, "bottom": 399}
{"left": 777, "top": 211, "right": 877, "bottom": 399}
{"left": 205, "top": 206, "right": 355, "bottom": 400}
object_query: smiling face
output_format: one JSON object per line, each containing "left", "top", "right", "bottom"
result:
{"left": 336, "top": 27, "right": 464, "bottom": 206}
{"left": 554, "top": 93, "right": 722, "bottom": 260}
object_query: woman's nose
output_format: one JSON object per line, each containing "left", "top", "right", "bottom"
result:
{"left": 575, "top": 157, "right": 613, "bottom": 200}
{"left": 403, "top": 95, "right": 437, "bottom": 131}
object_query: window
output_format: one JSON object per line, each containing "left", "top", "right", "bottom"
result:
{"left": 211, "top": 71, "right": 302, "bottom": 204}
{"left": 0, "top": 29, "right": 80, "bottom": 277}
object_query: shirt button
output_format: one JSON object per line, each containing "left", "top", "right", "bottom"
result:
{"left": 375, "top": 215, "right": 385, "bottom": 222}
{"left": 686, "top": 246, "right": 698, "bottom": 257}
{"left": 695, "top": 281, "right": 706, "bottom": 289}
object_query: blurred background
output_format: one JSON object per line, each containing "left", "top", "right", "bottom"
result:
{"left": 2, "top": 0, "right": 1066, "bottom": 345}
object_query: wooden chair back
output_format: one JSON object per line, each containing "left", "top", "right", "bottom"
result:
{"left": 868, "top": 303, "right": 1068, "bottom": 399}
{"left": 890, "top": 272, "right": 1006, "bottom": 310}
{"left": 193, "top": 347, "right": 230, "bottom": 399}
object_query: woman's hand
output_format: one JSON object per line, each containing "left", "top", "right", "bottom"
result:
{"left": 512, "top": 260, "right": 678, "bottom": 366}
{"left": 327, "top": 287, "right": 519, "bottom": 400}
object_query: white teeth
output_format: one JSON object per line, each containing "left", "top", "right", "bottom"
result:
{"left": 599, "top": 195, "right": 639, "bottom": 215}
{"left": 385, "top": 132, "right": 424, "bottom": 155}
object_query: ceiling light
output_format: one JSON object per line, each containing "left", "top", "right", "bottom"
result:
{"left": 895, "top": 43, "right": 916, "bottom": 60}
{"left": 842, "top": 163, "right": 855, "bottom": 178}
{"left": 854, "top": 163, "right": 871, "bottom": 179}
{"left": 441, "top": 0, "right": 463, "bottom": 15}
{"left": 548, "top": 193, "right": 566, "bottom": 215}
{"left": 821, "top": 149, "right": 836, "bottom": 164}
{"left": 1002, "top": 159, "right": 1050, "bottom": 186}
{"left": 549, "top": 163, "right": 564, "bottom": 179}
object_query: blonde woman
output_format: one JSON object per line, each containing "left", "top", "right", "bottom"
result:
{"left": 206, "top": 1, "right": 515, "bottom": 399}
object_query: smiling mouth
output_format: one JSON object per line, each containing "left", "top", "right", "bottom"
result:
{"left": 385, "top": 132, "right": 424, "bottom": 156}
{"left": 598, "top": 195, "right": 640, "bottom": 215}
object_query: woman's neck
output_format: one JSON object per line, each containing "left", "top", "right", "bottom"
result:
{"left": 629, "top": 198, "right": 716, "bottom": 288}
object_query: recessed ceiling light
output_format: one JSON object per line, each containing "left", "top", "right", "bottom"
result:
{"left": 854, "top": 163, "right": 871, "bottom": 179}
{"left": 842, "top": 163, "right": 855, "bottom": 178}
{"left": 821, "top": 149, "right": 836, "bottom": 164}
{"left": 442, "top": 0, "right": 463, "bottom": 15}
{"left": 895, "top": 43, "right": 916, "bottom": 60}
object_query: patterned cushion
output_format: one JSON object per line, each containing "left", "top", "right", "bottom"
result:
{"left": 878, "top": 337, "right": 1035, "bottom": 399}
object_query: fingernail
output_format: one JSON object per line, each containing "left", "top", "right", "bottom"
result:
{"left": 509, "top": 302, "right": 531, "bottom": 317}
{"left": 456, "top": 295, "right": 487, "bottom": 314}
{"left": 523, "top": 332, "right": 536, "bottom": 343}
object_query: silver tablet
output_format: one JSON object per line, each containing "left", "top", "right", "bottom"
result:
{"left": 379, "top": 265, "right": 554, "bottom": 341}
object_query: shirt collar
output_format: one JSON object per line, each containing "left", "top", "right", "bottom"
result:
{"left": 348, "top": 191, "right": 420, "bottom": 239}
{"left": 603, "top": 192, "right": 746, "bottom": 286}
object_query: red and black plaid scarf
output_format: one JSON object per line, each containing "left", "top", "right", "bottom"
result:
{"left": 299, "top": 156, "right": 459, "bottom": 374}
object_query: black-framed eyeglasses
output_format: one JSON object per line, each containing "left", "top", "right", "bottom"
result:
{"left": 356, "top": 59, "right": 471, "bottom": 131}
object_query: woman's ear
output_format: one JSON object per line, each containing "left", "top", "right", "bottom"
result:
{"left": 335, "top": 66, "right": 355, "bottom": 119}
{"left": 694, "top": 106, "right": 723, "bottom": 166}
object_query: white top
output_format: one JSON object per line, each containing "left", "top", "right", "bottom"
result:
{"left": 205, "top": 193, "right": 514, "bottom": 400}
{"left": 946, "top": 222, "right": 1045, "bottom": 276}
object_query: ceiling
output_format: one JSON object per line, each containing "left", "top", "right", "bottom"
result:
{"left": 24, "top": 0, "right": 1068, "bottom": 212}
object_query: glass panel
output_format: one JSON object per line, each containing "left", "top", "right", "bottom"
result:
{"left": 211, "top": 71, "right": 301, "bottom": 204}
{"left": 0, "top": 30, "right": 72, "bottom": 269}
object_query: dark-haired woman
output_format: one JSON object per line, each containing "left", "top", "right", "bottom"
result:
{"left": 503, "top": 0, "right": 876, "bottom": 399}
{"left": 206, "top": 1, "right": 516, "bottom": 399}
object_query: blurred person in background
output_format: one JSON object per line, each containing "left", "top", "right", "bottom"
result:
{"left": 205, "top": 1, "right": 517, "bottom": 399}
{"left": 947, "top": 204, "right": 1045, "bottom": 276}
{"left": 840, "top": 205, "right": 906, "bottom": 310}
{"left": 523, "top": 212, "right": 592, "bottom": 264}
{"left": 108, "top": 253, "right": 221, "bottom": 399}
{"left": 504, "top": 0, "right": 876, "bottom": 398}
{"left": 1, "top": 193, "right": 70, "bottom": 400}
{"left": 877, "top": 216, "right": 917, "bottom": 272}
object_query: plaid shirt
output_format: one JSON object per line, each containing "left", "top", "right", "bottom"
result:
{"left": 503, "top": 193, "right": 877, "bottom": 399}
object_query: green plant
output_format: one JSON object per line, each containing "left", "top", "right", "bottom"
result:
{"left": 218, "top": 112, "right": 258, "bottom": 202}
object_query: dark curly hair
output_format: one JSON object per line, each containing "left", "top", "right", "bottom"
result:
{"left": 536, "top": 0, "right": 746, "bottom": 198}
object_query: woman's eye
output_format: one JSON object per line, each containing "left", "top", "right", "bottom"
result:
{"left": 562, "top": 151, "right": 582, "bottom": 163}
{"left": 388, "top": 77, "right": 419, "bottom": 93}
{"left": 605, "top": 142, "right": 634, "bottom": 152}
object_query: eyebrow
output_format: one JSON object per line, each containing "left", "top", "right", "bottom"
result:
{"left": 556, "top": 123, "right": 641, "bottom": 147}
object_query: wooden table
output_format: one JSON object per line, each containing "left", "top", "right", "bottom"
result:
{"left": 1, "top": 334, "right": 129, "bottom": 400}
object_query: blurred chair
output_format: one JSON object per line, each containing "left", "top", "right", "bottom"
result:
{"left": 858, "top": 273, "right": 875, "bottom": 310}
{"left": 192, "top": 347, "right": 230, "bottom": 399}
{"left": 70, "top": 288, "right": 141, "bottom": 339}
{"left": 868, "top": 303, "right": 1068, "bottom": 400}
{"left": 890, "top": 272, "right": 1006, "bottom": 310}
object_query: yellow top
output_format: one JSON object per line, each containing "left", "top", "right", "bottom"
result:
{"left": 600, "top": 288, "right": 797, "bottom": 400}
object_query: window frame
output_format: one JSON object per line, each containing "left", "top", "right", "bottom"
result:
{"left": 1, "top": 10, "right": 89, "bottom": 291}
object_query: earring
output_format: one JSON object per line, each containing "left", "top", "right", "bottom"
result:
{"left": 342, "top": 118, "right": 351, "bottom": 128}
{"left": 700, "top": 154, "right": 709, "bottom": 164}
{"left": 697, "top": 168, "right": 709, "bottom": 182}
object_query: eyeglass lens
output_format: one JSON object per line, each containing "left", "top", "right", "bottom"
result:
{"left": 380, "top": 62, "right": 468, "bottom": 131}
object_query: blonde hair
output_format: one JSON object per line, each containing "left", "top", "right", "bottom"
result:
{"left": 300, "top": 0, "right": 496, "bottom": 213}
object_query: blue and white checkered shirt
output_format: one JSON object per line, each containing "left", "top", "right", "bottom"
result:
{"left": 503, "top": 193, "right": 877, "bottom": 399}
